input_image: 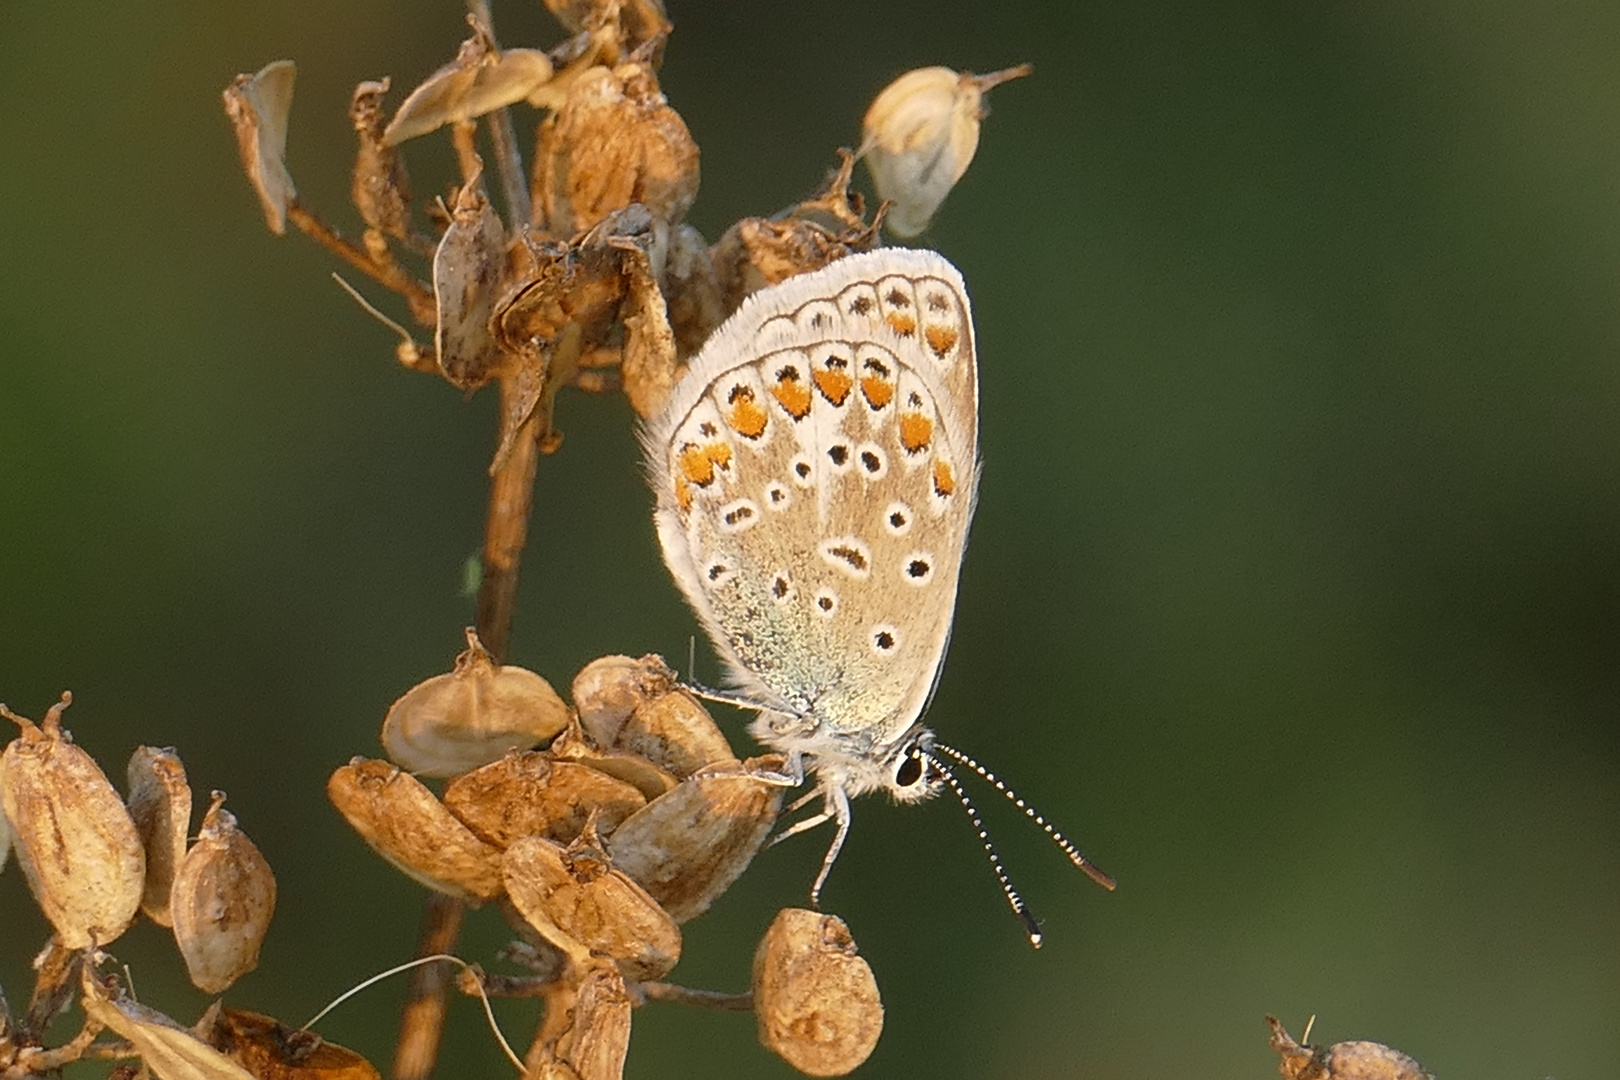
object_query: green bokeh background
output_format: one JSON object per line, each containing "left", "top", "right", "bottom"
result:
{"left": 3, "top": 1, "right": 1617, "bottom": 1077}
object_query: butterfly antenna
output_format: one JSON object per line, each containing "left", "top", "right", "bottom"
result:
{"left": 924, "top": 755, "right": 1045, "bottom": 948}
{"left": 930, "top": 741, "right": 1116, "bottom": 891}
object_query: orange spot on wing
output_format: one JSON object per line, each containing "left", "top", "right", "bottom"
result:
{"left": 933, "top": 459, "right": 956, "bottom": 497}
{"left": 678, "top": 443, "right": 715, "bottom": 486}
{"left": 924, "top": 325, "right": 958, "bottom": 359}
{"left": 674, "top": 474, "right": 693, "bottom": 512}
{"left": 860, "top": 375, "right": 895, "bottom": 409}
{"left": 770, "top": 375, "right": 812, "bottom": 420}
{"left": 725, "top": 388, "right": 768, "bottom": 438}
{"left": 813, "top": 368, "right": 853, "bottom": 406}
{"left": 706, "top": 442, "right": 732, "bottom": 471}
{"left": 886, "top": 313, "right": 917, "bottom": 337}
{"left": 898, "top": 412, "right": 933, "bottom": 454}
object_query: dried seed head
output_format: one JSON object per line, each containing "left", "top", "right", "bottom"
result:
{"left": 82, "top": 972, "right": 260, "bottom": 1080}
{"left": 380, "top": 628, "right": 569, "bottom": 777}
{"left": 383, "top": 39, "right": 554, "bottom": 146}
{"left": 709, "top": 154, "right": 880, "bottom": 313}
{"left": 327, "top": 757, "right": 503, "bottom": 903}
{"left": 663, "top": 223, "right": 724, "bottom": 356}
{"left": 502, "top": 832, "right": 681, "bottom": 981}
{"left": 606, "top": 756, "right": 784, "bottom": 922}
{"left": 619, "top": 239, "right": 681, "bottom": 419}
{"left": 431, "top": 181, "right": 509, "bottom": 392}
{"left": 543, "top": 0, "right": 671, "bottom": 49}
{"left": 860, "top": 64, "right": 1031, "bottom": 238}
{"left": 170, "top": 792, "right": 277, "bottom": 994}
{"left": 202, "top": 1004, "right": 382, "bottom": 1080}
{"left": 571, "top": 654, "right": 677, "bottom": 748}
{"left": 1267, "top": 1016, "right": 1434, "bottom": 1080}
{"left": 525, "top": 958, "right": 633, "bottom": 1080}
{"left": 222, "top": 60, "right": 298, "bottom": 235}
{"left": 442, "top": 751, "right": 647, "bottom": 848}
{"left": 530, "top": 61, "right": 700, "bottom": 236}
{"left": 0, "top": 693, "right": 144, "bottom": 949}
{"left": 125, "top": 746, "right": 192, "bottom": 927}
{"left": 548, "top": 724, "right": 680, "bottom": 801}
{"left": 752, "top": 908, "right": 883, "bottom": 1077}
{"left": 350, "top": 78, "right": 412, "bottom": 240}
{"left": 614, "top": 690, "right": 738, "bottom": 779}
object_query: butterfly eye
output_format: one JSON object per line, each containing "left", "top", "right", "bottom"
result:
{"left": 894, "top": 752, "right": 924, "bottom": 788}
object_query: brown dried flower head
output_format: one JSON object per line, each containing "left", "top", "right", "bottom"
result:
{"left": 1, "top": 693, "right": 144, "bottom": 949}
{"left": 327, "top": 757, "right": 503, "bottom": 903}
{"left": 571, "top": 654, "right": 678, "bottom": 747}
{"left": 752, "top": 908, "right": 884, "bottom": 1077}
{"left": 125, "top": 745, "right": 193, "bottom": 928}
{"left": 380, "top": 627, "right": 569, "bottom": 777}
{"left": 222, "top": 60, "right": 298, "bottom": 235}
{"left": 202, "top": 1004, "right": 382, "bottom": 1080}
{"left": 1267, "top": 1016, "right": 1435, "bottom": 1080}
{"left": 501, "top": 830, "right": 681, "bottom": 981}
{"left": 170, "top": 791, "right": 278, "bottom": 994}
{"left": 350, "top": 78, "right": 412, "bottom": 241}
{"left": 442, "top": 750, "right": 647, "bottom": 848}
{"left": 860, "top": 64, "right": 1032, "bottom": 238}
{"left": 524, "top": 958, "right": 632, "bottom": 1080}
{"left": 606, "top": 755, "right": 785, "bottom": 922}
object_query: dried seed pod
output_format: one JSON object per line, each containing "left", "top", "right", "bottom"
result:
{"left": 571, "top": 654, "right": 677, "bottom": 748}
{"left": 606, "top": 756, "right": 784, "bottom": 922}
{"left": 0, "top": 756, "right": 11, "bottom": 875}
{"left": 530, "top": 61, "right": 700, "bottom": 236}
{"left": 170, "top": 792, "right": 277, "bottom": 994}
{"left": 383, "top": 43, "right": 554, "bottom": 146}
{"left": 1267, "top": 1016, "right": 1434, "bottom": 1080}
{"left": 615, "top": 690, "right": 738, "bottom": 779}
{"left": 380, "top": 628, "right": 569, "bottom": 777}
{"left": 221, "top": 60, "right": 298, "bottom": 235}
{"left": 663, "top": 223, "right": 724, "bottom": 357}
{"left": 525, "top": 959, "right": 633, "bottom": 1080}
{"left": 860, "top": 64, "right": 1031, "bottom": 238}
{"left": 82, "top": 971, "right": 260, "bottom": 1080}
{"left": 327, "top": 758, "right": 503, "bottom": 903}
{"left": 753, "top": 908, "right": 883, "bottom": 1077}
{"left": 1, "top": 693, "right": 144, "bottom": 949}
{"left": 619, "top": 240, "right": 681, "bottom": 419}
{"left": 350, "top": 78, "right": 412, "bottom": 240}
{"left": 126, "top": 746, "right": 192, "bottom": 927}
{"left": 548, "top": 724, "right": 679, "bottom": 801}
{"left": 202, "top": 1004, "right": 382, "bottom": 1080}
{"left": 431, "top": 179, "right": 508, "bottom": 392}
{"left": 502, "top": 833, "right": 681, "bottom": 980}
{"left": 442, "top": 752, "right": 646, "bottom": 848}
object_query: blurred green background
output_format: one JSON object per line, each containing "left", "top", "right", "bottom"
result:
{"left": 3, "top": 1, "right": 1617, "bottom": 1077}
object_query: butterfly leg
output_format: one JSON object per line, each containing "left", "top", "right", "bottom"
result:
{"left": 808, "top": 783, "right": 853, "bottom": 910}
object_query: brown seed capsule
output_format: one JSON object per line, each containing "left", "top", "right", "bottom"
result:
{"left": 615, "top": 690, "right": 738, "bottom": 780}
{"left": 606, "top": 756, "right": 784, "bottom": 922}
{"left": 530, "top": 61, "right": 700, "bottom": 236}
{"left": 383, "top": 41, "right": 554, "bottom": 146}
{"left": 860, "top": 64, "right": 1032, "bottom": 238}
{"left": 327, "top": 758, "right": 503, "bottom": 903}
{"left": 169, "top": 792, "right": 277, "bottom": 994}
{"left": 619, "top": 241, "right": 681, "bottom": 420}
{"left": 753, "top": 908, "right": 883, "bottom": 1077}
{"left": 125, "top": 746, "right": 192, "bottom": 928}
{"left": 221, "top": 60, "right": 298, "bottom": 235}
{"left": 548, "top": 723, "right": 679, "bottom": 801}
{"left": 1267, "top": 1016, "right": 1434, "bottom": 1080}
{"left": 571, "top": 654, "right": 678, "bottom": 749}
{"left": 0, "top": 693, "right": 144, "bottom": 949}
{"left": 431, "top": 180, "right": 508, "bottom": 392}
{"left": 502, "top": 833, "right": 681, "bottom": 981}
{"left": 82, "top": 971, "right": 260, "bottom": 1080}
{"left": 380, "top": 628, "right": 569, "bottom": 777}
{"left": 525, "top": 958, "right": 633, "bottom": 1080}
{"left": 350, "top": 78, "right": 412, "bottom": 241}
{"left": 442, "top": 751, "right": 646, "bottom": 848}
{"left": 663, "top": 223, "right": 725, "bottom": 357}
{"left": 202, "top": 1003, "right": 382, "bottom": 1080}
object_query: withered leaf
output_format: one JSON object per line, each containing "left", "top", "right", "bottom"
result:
{"left": 82, "top": 975, "right": 258, "bottom": 1080}
{"left": 222, "top": 60, "right": 298, "bottom": 235}
{"left": 202, "top": 1004, "right": 382, "bottom": 1080}
{"left": 432, "top": 174, "right": 508, "bottom": 389}
{"left": 126, "top": 745, "right": 192, "bottom": 928}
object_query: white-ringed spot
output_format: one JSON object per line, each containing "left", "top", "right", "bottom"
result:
{"left": 825, "top": 441, "right": 854, "bottom": 475}
{"left": 818, "top": 536, "right": 872, "bottom": 579}
{"left": 882, "top": 501, "right": 914, "bottom": 537}
{"left": 717, "top": 498, "right": 761, "bottom": 534}
{"left": 869, "top": 623, "right": 902, "bottom": 656}
{"left": 702, "top": 559, "right": 736, "bottom": 588}
{"left": 812, "top": 587, "right": 839, "bottom": 618}
{"left": 789, "top": 453, "right": 816, "bottom": 488}
{"left": 855, "top": 442, "right": 888, "bottom": 481}
{"left": 901, "top": 551, "right": 936, "bottom": 586}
